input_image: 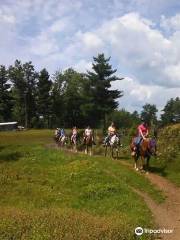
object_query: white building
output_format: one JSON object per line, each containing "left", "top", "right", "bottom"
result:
{"left": 0, "top": 122, "right": 18, "bottom": 131}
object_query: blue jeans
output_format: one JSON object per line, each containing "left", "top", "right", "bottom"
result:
{"left": 133, "top": 136, "right": 143, "bottom": 146}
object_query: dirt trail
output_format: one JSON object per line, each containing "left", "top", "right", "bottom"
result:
{"left": 143, "top": 173, "right": 180, "bottom": 240}
{"left": 119, "top": 160, "right": 180, "bottom": 240}
{"left": 46, "top": 144, "right": 180, "bottom": 239}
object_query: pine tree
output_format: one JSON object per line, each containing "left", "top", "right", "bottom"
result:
{"left": 9, "top": 60, "right": 26, "bottom": 125}
{"left": 0, "top": 65, "right": 12, "bottom": 121}
{"left": 22, "top": 62, "right": 38, "bottom": 127}
{"left": 37, "top": 69, "right": 52, "bottom": 128}
{"left": 86, "top": 53, "right": 123, "bottom": 128}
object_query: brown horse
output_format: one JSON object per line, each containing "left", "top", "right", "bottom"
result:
{"left": 84, "top": 135, "right": 93, "bottom": 156}
{"left": 131, "top": 137, "right": 157, "bottom": 172}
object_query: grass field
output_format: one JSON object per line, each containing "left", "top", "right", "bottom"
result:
{"left": 0, "top": 130, "right": 169, "bottom": 240}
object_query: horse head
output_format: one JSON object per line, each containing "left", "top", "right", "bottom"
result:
{"left": 140, "top": 138, "right": 150, "bottom": 153}
{"left": 110, "top": 134, "right": 119, "bottom": 146}
{"left": 148, "top": 138, "right": 157, "bottom": 156}
{"left": 85, "top": 135, "right": 93, "bottom": 146}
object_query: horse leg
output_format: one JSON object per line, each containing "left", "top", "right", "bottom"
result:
{"left": 116, "top": 147, "right": 118, "bottom": 159}
{"left": 134, "top": 155, "right": 138, "bottom": 170}
{"left": 105, "top": 146, "right": 107, "bottom": 156}
{"left": 140, "top": 156, "right": 145, "bottom": 172}
{"left": 75, "top": 144, "right": 77, "bottom": 153}
{"left": 111, "top": 147, "right": 114, "bottom": 159}
{"left": 89, "top": 146, "right": 92, "bottom": 156}
{"left": 145, "top": 156, "right": 150, "bottom": 173}
{"left": 85, "top": 145, "right": 87, "bottom": 154}
{"left": 147, "top": 157, "right": 150, "bottom": 169}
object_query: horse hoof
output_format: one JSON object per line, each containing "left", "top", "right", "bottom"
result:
{"left": 145, "top": 171, "right": 149, "bottom": 175}
{"left": 135, "top": 168, "right": 139, "bottom": 171}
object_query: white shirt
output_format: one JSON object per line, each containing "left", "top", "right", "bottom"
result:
{"left": 85, "top": 129, "right": 92, "bottom": 136}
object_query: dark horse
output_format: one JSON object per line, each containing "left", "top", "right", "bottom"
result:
{"left": 130, "top": 137, "right": 157, "bottom": 172}
{"left": 84, "top": 135, "right": 93, "bottom": 156}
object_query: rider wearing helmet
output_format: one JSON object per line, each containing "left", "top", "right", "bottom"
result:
{"left": 132, "top": 120, "right": 149, "bottom": 155}
{"left": 138, "top": 120, "right": 149, "bottom": 140}
{"left": 59, "top": 128, "right": 65, "bottom": 141}
{"left": 83, "top": 126, "right": 96, "bottom": 144}
{"left": 71, "top": 126, "right": 78, "bottom": 143}
{"left": 55, "top": 128, "right": 59, "bottom": 137}
{"left": 104, "top": 122, "right": 116, "bottom": 144}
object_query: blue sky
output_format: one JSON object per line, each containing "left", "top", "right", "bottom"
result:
{"left": 0, "top": 0, "right": 180, "bottom": 114}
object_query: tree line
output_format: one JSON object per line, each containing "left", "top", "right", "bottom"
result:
{"left": 0, "top": 53, "right": 179, "bottom": 129}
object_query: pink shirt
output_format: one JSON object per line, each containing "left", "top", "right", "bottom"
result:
{"left": 72, "top": 129, "right": 77, "bottom": 135}
{"left": 138, "top": 124, "right": 148, "bottom": 136}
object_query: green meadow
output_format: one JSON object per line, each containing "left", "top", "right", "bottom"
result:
{"left": 0, "top": 130, "right": 169, "bottom": 240}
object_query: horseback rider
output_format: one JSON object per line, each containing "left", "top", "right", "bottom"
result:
{"left": 59, "top": 128, "right": 66, "bottom": 141}
{"left": 132, "top": 120, "right": 149, "bottom": 155}
{"left": 104, "top": 122, "right": 117, "bottom": 145}
{"left": 71, "top": 126, "right": 78, "bottom": 143}
{"left": 54, "top": 128, "right": 59, "bottom": 137}
{"left": 83, "top": 126, "right": 96, "bottom": 145}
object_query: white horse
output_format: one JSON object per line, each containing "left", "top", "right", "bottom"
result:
{"left": 58, "top": 135, "right": 68, "bottom": 147}
{"left": 105, "top": 134, "right": 121, "bottom": 158}
{"left": 71, "top": 134, "right": 78, "bottom": 153}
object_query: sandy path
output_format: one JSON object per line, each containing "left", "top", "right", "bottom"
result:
{"left": 119, "top": 160, "right": 180, "bottom": 240}
{"left": 141, "top": 173, "right": 180, "bottom": 240}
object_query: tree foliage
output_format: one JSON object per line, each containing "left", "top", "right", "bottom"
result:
{"left": 86, "top": 54, "right": 123, "bottom": 128}
{"left": 0, "top": 54, "right": 179, "bottom": 129}
{"left": 0, "top": 65, "right": 12, "bottom": 121}
{"left": 141, "top": 103, "right": 158, "bottom": 125}
{"left": 161, "top": 97, "right": 180, "bottom": 125}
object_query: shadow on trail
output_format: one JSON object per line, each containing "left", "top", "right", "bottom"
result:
{"left": 0, "top": 151, "right": 22, "bottom": 162}
{"left": 0, "top": 145, "right": 7, "bottom": 151}
{"left": 116, "top": 156, "right": 131, "bottom": 160}
{"left": 148, "top": 166, "right": 167, "bottom": 177}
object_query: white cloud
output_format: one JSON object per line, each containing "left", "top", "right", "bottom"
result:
{"left": 29, "top": 31, "right": 59, "bottom": 56}
{"left": 65, "top": 12, "right": 179, "bottom": 88}
{"left": 112, "top": 77, "right": 179, "bottom": 115}
{"left": 161, "top": 14, "right": 180, "bottom": 32}
{"left": 73, "top": 59, "right": 92, "bottom": 72}
{"left": 49, "top": 19, "right": 66, "bottom": 33}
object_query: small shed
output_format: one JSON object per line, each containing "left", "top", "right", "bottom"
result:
{"left": 0, "top": 122, "right": 18, "bottom": 131}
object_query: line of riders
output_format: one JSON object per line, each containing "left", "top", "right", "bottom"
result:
{"left": 54, "top": 120, "right": 157, "bottom": 157}
{"left": 54, "top": 122, "right": 122, "bottom": 146}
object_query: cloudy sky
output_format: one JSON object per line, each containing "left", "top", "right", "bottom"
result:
{"left": 0, "top": 0, "right": 180, "bottom": 115}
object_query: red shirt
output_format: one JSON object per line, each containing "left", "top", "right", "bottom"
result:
{"left": 138, "top": 124, "right": 148, "bottom": 136}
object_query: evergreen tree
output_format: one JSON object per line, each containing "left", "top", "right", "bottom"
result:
{"left": 51, "top": 71, "right": 66, "bottom": 127}
{"left": 0, "top": 65, "right": 13, "bottom": 121}
{"left": 86, "top": 53, "right": 123, "bottom": 128}
{"left": 22, "top": 62, "right": 38, "bottom": 127}
{"left": 9, "top": 60, "right": 26, "bottom": 125}
{"left": 37, "top": 69, "right": 52, "bottom": 128}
